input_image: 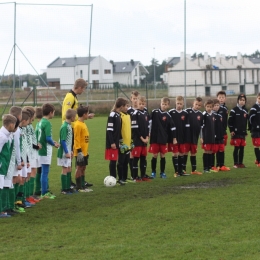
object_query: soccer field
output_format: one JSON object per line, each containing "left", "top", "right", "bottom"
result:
{"left": 1, "top": 117, "right": 260, "bottom": 260}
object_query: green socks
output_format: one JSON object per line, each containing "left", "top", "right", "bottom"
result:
{"left": 61, "top": 174, "right": 67, "bottom": 191}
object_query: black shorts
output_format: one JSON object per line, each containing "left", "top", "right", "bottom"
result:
{"left": 75, "top": 155, "right": 89, "bottom": 167}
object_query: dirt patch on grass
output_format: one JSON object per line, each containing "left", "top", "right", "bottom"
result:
{"left": 178, "top": 179, "right": 233, "bottom": 189}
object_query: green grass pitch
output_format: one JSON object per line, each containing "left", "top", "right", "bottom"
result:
{"left": 1, "top": 116, "right": 260, "bottom": 260}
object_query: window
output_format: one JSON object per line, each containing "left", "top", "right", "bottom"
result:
{"left": 80, "top": 70, "right": 83, "bottom": 78}
{"left": 222, "top": 86, "right": 227, "bottom": 91}
{"left": 92, "top": 70, "right": 99, "bottom": 74}
{"left": 135, "top": 68, "right": 137, "bottom": 76}
{"left": 104, "top": 69, "right": 111, "bottom": 74}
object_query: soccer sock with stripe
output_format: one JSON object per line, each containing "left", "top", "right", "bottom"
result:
{"left": 1, "top": 187, "right": 8, "bottom": 211}
{"left": 172, "top": 156, "right": 178, "bottom": 173}
{"left": 61, "top": 174, "right": 67, "bottom": 191}
{"left": 35, "top": 168, "right": 41, "bottom": 194}
{"left": 190, "top": 155, "right": 196, "bottom": 172}
{"left": 183, "top": 155, "right": 188, "bottom": 171}
{"left": 109, "top": 161, "right": 117, "bottom": 179}
{"left": 67, "top": 172, "right": 71, "bottom": 190}
{"left": 178, "top": 155, "right": 183, "bottom": 174}
{"left": 140, "top": 156, "right": 146, "bottom": 178}
{"left": 151, "top": 157, "right": 157, "bottom": 173}
{"left": 30, "top": 177, "right": 35, "bottom": 196}
{"left": 160, "top": 157, "right": 166, "bottom": 173}
{"left": 203, "top": 153, "right": 207, "bottom": 170}
{"left": 8, "top": 187, "right": 15, "bottom": 210}
{"left": 254, "top": 148, "right": 260, "bottom": 162}
{"left": 239, "top": 146, "right": 244, "bottom": 164}
{"left": 233, "top": 147, "right": 239, "bottom": 165}
{"left": 129, "top": 158, "right": 134, "bottom": 179}
{"left": 132, "top": 157, "right": 139, "bottom": 179}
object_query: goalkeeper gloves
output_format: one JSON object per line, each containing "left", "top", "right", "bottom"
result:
{"left": 77, "top": 152, "right": 84, "bottom": 162}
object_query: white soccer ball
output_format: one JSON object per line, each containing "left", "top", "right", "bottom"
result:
{"left": 104, "top": 176, "right": 117, "bottom": 187}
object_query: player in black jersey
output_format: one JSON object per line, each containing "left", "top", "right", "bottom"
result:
{"left": 216, "top": 91, "right": 229, "bottom": 170}
{"left": 148, "top": 97, "right": 177, "bottom": 178}
{"left": 105, "top": 97, "right": 128, "bottom": 185}
{"left": 201, "top": 99, "right": 215, "bottom": 173}
{"left": 168, "top": 96, "right": 190, "bottom": 177}
{"left": 212, "top": 99, "right": 226, "bottom": 172}
{"left": 186, "top": 97, "right": 203, "bottom": 175}
{"left": 228, "top": 94, "right": 248, "bottom": 168}
{"left": 131, "top": 96, "right": 151, "bottom": 181}
{"left": 127, "top": 90, "right": 140, "bottom": 180}
{"left": 248, "top": 93, "right": 260, "bottom": 167}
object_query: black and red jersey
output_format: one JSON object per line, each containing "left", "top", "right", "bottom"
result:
{"left": 131, "top": 109, "right": 149, "bottom": 147}
{"left": 185, "top": 108, "right": 203, "bottom": 144}
{"left": 202, "top": 111, "right": 215, "bottom": 144}
{"left": 249, "top": 103, "right": 260, "bottom": 137}
{"left": 106, "top": 111, "right": 121, "bottom": 149}
{"left": 168, "top": 109, "right": 189, "bottom": 144}
{"left": 228, "top": 105, "right": 248, "bottom": 138}
{"left": 218, "top": 103, "right": 228, "bottom": 134}
{"left": 149, "top": 108, "right": 176, "bottom": 144}
{"left": 213, "top": 111, "right": 224, "bottom": 143}
{"left": 127, "top": 106, "right": 136, "bottom": 117}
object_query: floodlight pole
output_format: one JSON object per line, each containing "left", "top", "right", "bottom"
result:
{"left": 13, "top": 2, "right": 16, "bottom": 105}
{"left": 87, "top": 4, "right": 93, "bottom": 105}
{"left": 184, "top": 0, "right": 187, "bottom": 108}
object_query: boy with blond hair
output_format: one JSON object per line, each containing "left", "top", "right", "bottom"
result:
{"left": 131, "top": 96, "right": 151, "bottom": 181}
{"left": 149, "top": 97, "right": 177, "bottom": 178}
{"left": 169, "top": 96, "right": 190, "bottom": 177}
{"left": 57, "top": 109, "right": 77, "bottom": 194}
{"left": 185, "top": 97, "right": 203, "bottom": 175}
{"left": 127, "top": 90, "right": 140, "bottom": 180}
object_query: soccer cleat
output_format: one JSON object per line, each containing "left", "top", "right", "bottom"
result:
{"left": 211, "top": 166, "right": 219, "bottom": 172}
{"left": 210, "top": 168, "right": 218, "bottom": 173}
{"left": 0, "top": 212, "right": 11, "bottom": 218}
{"left": 203, "top": 170, "right": 210, "bottom": 173}
{"left": 191, "top": 170, "right": 202, "bottom": 175}
{"left": 255, "top": 160, "right": 259, "bottom": 164}
{"left": 5, "top": 209, "right": 19, "bottom": 216}
{"left": 70, "top": 182, "right": 76, "bottom": 189}
{"left": 219, "top": 165, "right": 230, "bottom": 171}
{"left": 84, "top": 188, "right": 93, "bottom": 192}
{"left": 144, "top": 174, "right": 153, "bottom": 179}
{"left": 160, "top": 172, "right": 167, "bottom": 178}
{"left": 32, "top": 195, "right": 42, "bottom": 201}
{"left": 151, "top": 172, "right": 156, "bottom": 178}
{"left": 15, "top": 201, "right": 27, "bottom": 208}
{"left": 125, "top": 178, "right": 136, "bottom": 183}
{"left": 135, "top": 177, "right": 142, "bottom": 182}
{"left": 26, "top": 197, "right": 37, "bottom": 204}
{"left": 141, "top": 176, "right": 151, "bottom": 181}
{"left": 40, "top": 193, "right": 55, "bottom": 199}
{"left": 61, "top": 190, "right": 71, "bottom": 195}
{"left": 117, "top": 180, "right": 125, "bottom": 186}
{"left": 180, "top": 172, "right": 190, "bottom": 176}
{"left": 174, "top": 173, "right": 179, "bottom": 178}
{"left": 14, "top": 206, "right": 25, "bottom": 213}
{"left": 257, "top": 163, "right": 260, "bottom": 168}
{"left": 24, "top": 201, "right": 34, "bottom": 207}
{"left": 238, "top": 164, "right": 246, "bottom": 168}
{"left": 233, "top": 164, "right": 239, "bottom": 168}
{"left": 120, "top": 180, "right": 127, "bottom": 184}
{"left": 84, "top": 181, "right": 93, "bottom": 187}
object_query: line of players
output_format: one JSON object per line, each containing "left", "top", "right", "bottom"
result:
{"left": 106, "top": 90, "right": 260, "bottom": 184}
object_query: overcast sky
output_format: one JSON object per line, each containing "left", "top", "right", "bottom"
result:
{"left": 1, "top": 0, "right": 260, "bottom": 75}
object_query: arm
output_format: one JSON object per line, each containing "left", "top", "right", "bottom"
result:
{"left": 228, "top": 109, "right": 235, "bottom": 135}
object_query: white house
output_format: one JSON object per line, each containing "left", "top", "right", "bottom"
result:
{"left": 47, "top": 56, "right": 113, "bottom": 89}
{"left": 165, "top": 52, "right": 260, "bottom": 97}
{"left": 112, "top": 60, "right": 149, "bottom": 86}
